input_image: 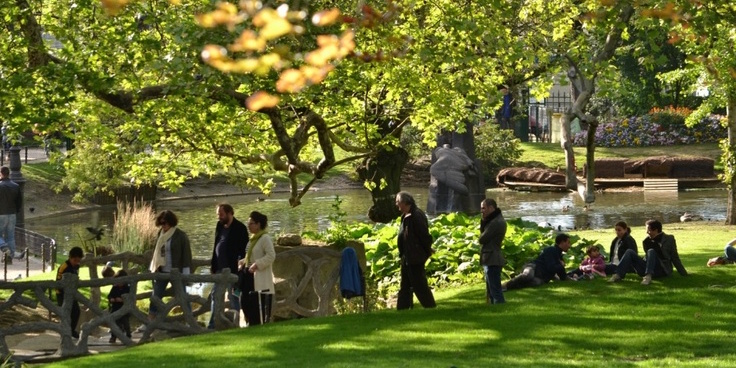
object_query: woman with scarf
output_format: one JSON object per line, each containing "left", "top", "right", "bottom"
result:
{"left": 237, "top": 211, "right": 275, "bottom": 325}
{"left": 479, "top": 198, "right": 506, "bottom": 304}
{"left": 148, "top": 210, "right": 193, "bottom": 320}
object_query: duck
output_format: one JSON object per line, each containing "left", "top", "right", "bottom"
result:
{"left": 680, "top": 212, "right": 703, "bottom": 222}
{"left": 583, "top": 205, "right": 591, "bottom": 212}
{"left": 562, "top": 205, "right": 570, "bottom": 212}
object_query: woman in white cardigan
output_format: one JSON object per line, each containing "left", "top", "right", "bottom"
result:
{"left": 237, "top": 211, "right": 275, "bottom": 325}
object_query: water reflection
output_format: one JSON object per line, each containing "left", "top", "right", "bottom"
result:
{"left": 25, "top": 187, "right": 726, "bottom": 258}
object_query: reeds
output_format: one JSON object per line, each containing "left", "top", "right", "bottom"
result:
{"left": 112, "top": 200, "right": 158, "bottom": 254}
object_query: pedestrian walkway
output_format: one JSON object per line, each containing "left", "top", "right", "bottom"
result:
{"left": 2, "top": 252, "right": 50, "bottom": 281}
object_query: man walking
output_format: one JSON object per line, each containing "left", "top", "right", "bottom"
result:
{"left": 208, "top": 203, "right": 248, "bottom": 328}
{"left": 0, "top": 166, "right": 23, "bottom": 263}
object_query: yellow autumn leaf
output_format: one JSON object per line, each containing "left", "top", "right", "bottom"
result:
{"left": 216, "top": 1, "right": 239, "bottom": 15}
{"left": 276, "top": 69, "right": 307, "bottom": 93}
{"left": 100, "top": 0, "right": 130, "bottom": 16}
{"left": 337, "top": 30, "right": 356, "bottom": 58}
{"left": 230, "top": 58, "right": 261, "bottom": 73}
{"left": 253, "top": 8, "right": 281, "bottom": 27}
{"left": 311, "top": 8, "right": 341, "bottom": 26}
{"left": 246, "top": 91, "right": 280, "bottom": 111}
{"left": 305, "top": 45, "right": 338, "bottom": 66}
{"left": 229, "top": 30, "right": 266, "bottom": 52}
{"left": 240, "top": 0, "right": 262, "bottom": 16}
{"left": 301, "top": 65, "right": 333, "bottom": 85}
{"left": 260, "top": 17, "right": 293, "bottom": 40}
{"left": 201, "top": 44, "right": 228, "bottom": 62}
{"left": 259, "top": 53, "right": 282, "bottom": 68}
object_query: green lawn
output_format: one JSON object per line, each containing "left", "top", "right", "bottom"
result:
{"left": 45, "top": 222, "right": 736, "bottom": 367}
{"left": 519, "top": 142, "right": 723, "bottom": 171}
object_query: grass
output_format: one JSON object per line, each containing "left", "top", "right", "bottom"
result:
{"left": 44, "top": 222, "right": 736, "bottom": 367}
{"left": 518, "top": 142, "right": 723, "bottom": 171}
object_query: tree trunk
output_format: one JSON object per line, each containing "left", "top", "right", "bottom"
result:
{"left": 584, "top": 122, "right": 598, "bottom": 203}
{"left": 357, "top": 146, "right": 408, "bottom": 223}
{"left": 560, "top": 113, "right": 577, "bottom": 190}
{"left": 727, "top": 92, "right": 736, "bottom": 225}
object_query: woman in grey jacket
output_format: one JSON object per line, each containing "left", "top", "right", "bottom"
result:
{"left": 480, "top": 198, "right": 506, "bottom": 304}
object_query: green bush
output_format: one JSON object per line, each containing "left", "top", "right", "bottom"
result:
{"left": 318, "top": 212, "right": 599, "bottom": 308}
{"left": 474, "top": 123, "right": 522, "bottom": 182}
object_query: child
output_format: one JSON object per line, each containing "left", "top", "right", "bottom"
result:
{"left": 55, "top": 246, "right": 84, "bottom": 339}
{"left": 568, "top": 245, "right": 606, "bottom": 280}
{"left": 107, "top": 269, "right": 132, "bottom": 343}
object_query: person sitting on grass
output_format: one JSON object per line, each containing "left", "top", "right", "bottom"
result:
{"left": 568, "top": 245, "right": 606, "bottom": 280}
{"left": 608, "top": 219, "right": 688, "bottom": 285}
{"left": 707, "top": 237, "right": 736, "bottom": 267}
{"left": 503, "top": 233, "right": 572, "bottom": 290}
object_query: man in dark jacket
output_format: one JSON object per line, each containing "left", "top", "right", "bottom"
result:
{"left": 0, "top": 166, "right": 22, "bottom": 262}
{"left": 395, "top": 191, "right": 436, "bottom": 310}
{"left": 209, "top": 203, "right": 248, "bottom": 328}
{"left": 479, "top": 198, "right": 506, "bottom": 304}
{"left": 504, "top": 233, "right": 571, "bottom": 290}
{"left": 609, "top": 219, "right": 687, "bottom": 285}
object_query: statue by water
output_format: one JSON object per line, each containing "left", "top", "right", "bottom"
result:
{"left": 426, "top": 123, "right": 485, "bottom": 214}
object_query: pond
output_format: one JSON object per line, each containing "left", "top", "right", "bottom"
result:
{"left": 25, "top": 187, "right": 727, "bottom": 258}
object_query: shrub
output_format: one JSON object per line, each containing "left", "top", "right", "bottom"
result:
{"left": 112, "top": 200, "right": 158, "bottom": 254}
{"left": 474, "top": 122, "right": 523, "bottom": 182}
{"left": 323, "top": 213, "right": 597, "bottom": 309}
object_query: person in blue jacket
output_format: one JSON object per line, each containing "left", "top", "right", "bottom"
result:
{"left": 503, "top": 233, "right": 572, "bottom": 290}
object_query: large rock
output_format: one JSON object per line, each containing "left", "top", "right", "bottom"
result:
{"left": 276, "top": 234, "right": 303, "bottom": 246}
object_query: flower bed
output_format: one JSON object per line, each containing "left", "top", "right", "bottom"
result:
{"left": 573, "top": 113, "right": 726, "bottom": 147}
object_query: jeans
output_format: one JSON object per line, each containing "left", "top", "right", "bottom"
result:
{"left": 616, "top": 249, "right": 667, "bottom": 278}
{"left": 149, "top": 275, "right": 191, "bottom": 316}
{"left": 725, "top": 244, "right": 736, "bottom": 262}
{"left": 208, "top": 285, "right": 240, "bottom": 328}
{"left": 0, "top": 214, "right": 16, "bottom": 258}
{"left": 396, "top": 261, "right": 436, "bottom": 310}
{"left": 483, "top": 265, "right": 505, "bottom": 304}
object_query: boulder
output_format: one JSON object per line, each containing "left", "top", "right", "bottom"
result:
{"left": 276, "top": 234, "right": 303, "bottom": 246}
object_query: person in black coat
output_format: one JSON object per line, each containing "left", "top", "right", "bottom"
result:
{"left": 604, "top": 221, "right": 638, "bottom": 275}
{"left": 208, "top": 203, "right": 248, "bottom": 328}
{"left": 395, "top": 191, "right": 436, "bottom": 310}
{"left": 504, "top": 233, "right": 572, "bottom": 290}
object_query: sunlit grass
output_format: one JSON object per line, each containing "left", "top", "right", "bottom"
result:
{"left": 519, "top": 142, "right": 723, "bottom": 171}
{"left": 35, "top": 223, "right": 736, "bottom": 367}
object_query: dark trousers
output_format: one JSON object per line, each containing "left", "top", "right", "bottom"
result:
{"left": 483, "top": 265, "right": 505, "bottom": 304}
{"left": 505, "top": 263, "right": 544, "bottom": 290}
{"left": 616, "top": 249, "right": 668, "bottom": 278}
{"left": 111, "top": 305, "right": 131, "bottom": 337}
{"left": 57, "top": 292, "right": 80, "bottom": 337}
{"left": 239, "top": 270, "right": 272, "bottom": 325}
{"left": 397, "top": 261, "right": 436, "bottom": 310}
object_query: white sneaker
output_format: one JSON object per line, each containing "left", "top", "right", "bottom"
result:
{"left": 608, "top": 274, "right": 621, "bottom": 283}
{"left": 641, "top": 274, "right": 652, "bottom": 285}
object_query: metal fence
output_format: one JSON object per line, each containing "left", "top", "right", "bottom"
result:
{"left": 2, "top": 227, "right": 57, "bottom": 280}
{"left": 527, "top": 91, "right": 572, "bottom": 142}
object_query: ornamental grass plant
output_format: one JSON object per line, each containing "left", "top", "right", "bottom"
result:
{"left": 111, "top": 200, "right": 158, "bottom": 255}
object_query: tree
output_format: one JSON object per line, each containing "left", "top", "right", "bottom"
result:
{"left": 554, "top": 3, "right": 635, "bottom": 203}
{"left": 1, "top": 0, "right": 569, "bottom": 222}
{"left": 644, "top": 0, "right": 736, "bottom": 224}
